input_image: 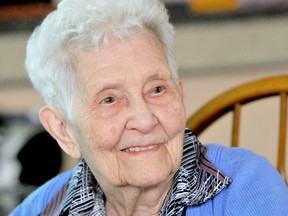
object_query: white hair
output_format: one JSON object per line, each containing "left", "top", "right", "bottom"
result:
{"left": 25, "top": 0, "right": 178, "bottom": 121}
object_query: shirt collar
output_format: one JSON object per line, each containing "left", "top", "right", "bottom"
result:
{"left": 58, "top": 129, "right": 231, "bottom": 215}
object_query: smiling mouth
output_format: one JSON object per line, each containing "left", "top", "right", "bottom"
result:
{"left": 122, "top": 145, "right": 159, "bottom": 152}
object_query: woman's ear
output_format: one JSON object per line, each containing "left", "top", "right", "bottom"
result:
{"left": 39, "top": 106, "right": 81, "bottom": 159}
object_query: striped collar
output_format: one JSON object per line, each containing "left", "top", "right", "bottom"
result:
{"left": 160, "top": 129, "right": 231, "bottom": 215}
{"left": 56, "top": 129, "right": 231, "bottom": 215}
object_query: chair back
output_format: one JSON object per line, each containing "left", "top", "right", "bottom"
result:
{"left": 186, "top": 75, "right": 288, "bottom": 183}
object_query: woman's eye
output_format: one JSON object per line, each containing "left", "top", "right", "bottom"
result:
{"left": 152, "top": 85, "right": 165, "bottom": 94}
{"left": 100, "top": 96, "right": 115, "bottom": 104}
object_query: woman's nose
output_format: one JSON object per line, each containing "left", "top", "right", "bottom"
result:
{"left": 125, "top": 99, "right": 157, "bottom": 133}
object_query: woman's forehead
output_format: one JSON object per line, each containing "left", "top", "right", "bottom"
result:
{"left": 74, "top": 32, "right": 171, "bottom": 89}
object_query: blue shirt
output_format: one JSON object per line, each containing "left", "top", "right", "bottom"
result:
{"left": 10, "top": 144, "right": 288, "bottom": 216}
{"left": 186, "top": 144, "right": 288, "bottom": 216}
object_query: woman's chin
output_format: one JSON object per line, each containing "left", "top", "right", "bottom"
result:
{"left": 123, "top": 166, "right": 176, "bottom": 189}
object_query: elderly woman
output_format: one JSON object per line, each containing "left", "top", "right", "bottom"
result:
{"left": 10, "top": 0, "right": 288, "bottom": 215}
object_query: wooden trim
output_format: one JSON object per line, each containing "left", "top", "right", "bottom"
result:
{"left": 0, "top": 3, "right": 55, "bottom": 21}
{"left": 231, "top": 103, "right": 240, "bottom": 147}
{"left": 186, "top": 75, "right": 288, "bottom": 183}
{"left": 187, "top": 75, "right": 288, "bottom": 136}
{"left": 278, "top": 92, "right": 287, "bottom": 182}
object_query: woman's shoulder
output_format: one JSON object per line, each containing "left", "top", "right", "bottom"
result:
{"left": 9, "top": 170, "right": 73, "bottom": 216}
{"left": 204, "top": 143, "right": 270, "bottom": 173}
{"left": 205, "top": 143, "right": 256, "bottom": 162}
{"left": 203, "top": 143, "right": 285, "bottom": 182}
{"left": 184, "top": 143, "right": 288, "bottom": 216}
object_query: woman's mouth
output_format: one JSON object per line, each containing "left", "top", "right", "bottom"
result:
{"left": 122, "top": 144, "right": 159, "bottom": 152}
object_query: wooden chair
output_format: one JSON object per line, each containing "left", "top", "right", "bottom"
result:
{"left": 186, "top": 75, "right": 288, "bottom": 183}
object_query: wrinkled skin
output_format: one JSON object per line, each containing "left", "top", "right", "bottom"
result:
{"left": 42, "top": 30, "right": 186, "bottom": 215}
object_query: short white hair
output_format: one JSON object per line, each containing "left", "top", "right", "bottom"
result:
{"left": 26, "top": 0, "right": 178, "bottom": 121}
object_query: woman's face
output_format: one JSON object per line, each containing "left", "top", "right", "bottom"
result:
{"left": 71, "top": 31, "right": 186, "bottom": 190}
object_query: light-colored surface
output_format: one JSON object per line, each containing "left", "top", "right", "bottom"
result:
{"left": 0, "top": 32, "right": 29, "bottom": 82}
{"left": 174, "top": 15, "right": 288, "bottom": 73}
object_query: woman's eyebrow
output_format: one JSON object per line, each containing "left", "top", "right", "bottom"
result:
{"left": 87, "top": 82, "right": 122, "bottom": 94}
{"left": 86, "top": 69, "right": 171, "bottom": 94}
{"left": 146, "top": 70, "right": 172, "bottom": 81}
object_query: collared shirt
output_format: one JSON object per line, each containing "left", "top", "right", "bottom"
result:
{"left": 53, "top": 129, "right": 231, "bottom": 215}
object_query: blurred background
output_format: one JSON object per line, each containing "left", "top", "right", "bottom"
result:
{"left": 0, "top": 0, "right": 288, "bottom": 215}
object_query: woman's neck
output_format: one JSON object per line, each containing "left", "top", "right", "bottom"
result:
{"left": 104, "top": 178, "right": 173, "bottom": 216}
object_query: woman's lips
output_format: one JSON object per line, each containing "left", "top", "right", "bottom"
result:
{"left": 122, "top": 144, "right": 160, "bottom": 152}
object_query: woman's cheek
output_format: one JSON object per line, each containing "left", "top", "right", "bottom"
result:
{"left": 101, "top": 96, "right": 127, "bottom": 118}
{"left": 160, "top": 95, "right": 186, "bottom": 130}
{"left": 89, "top": 109, "right": 127, "bottom": 147}
{"left": 82, "top": 121, "right": 121, "bottom": 152}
